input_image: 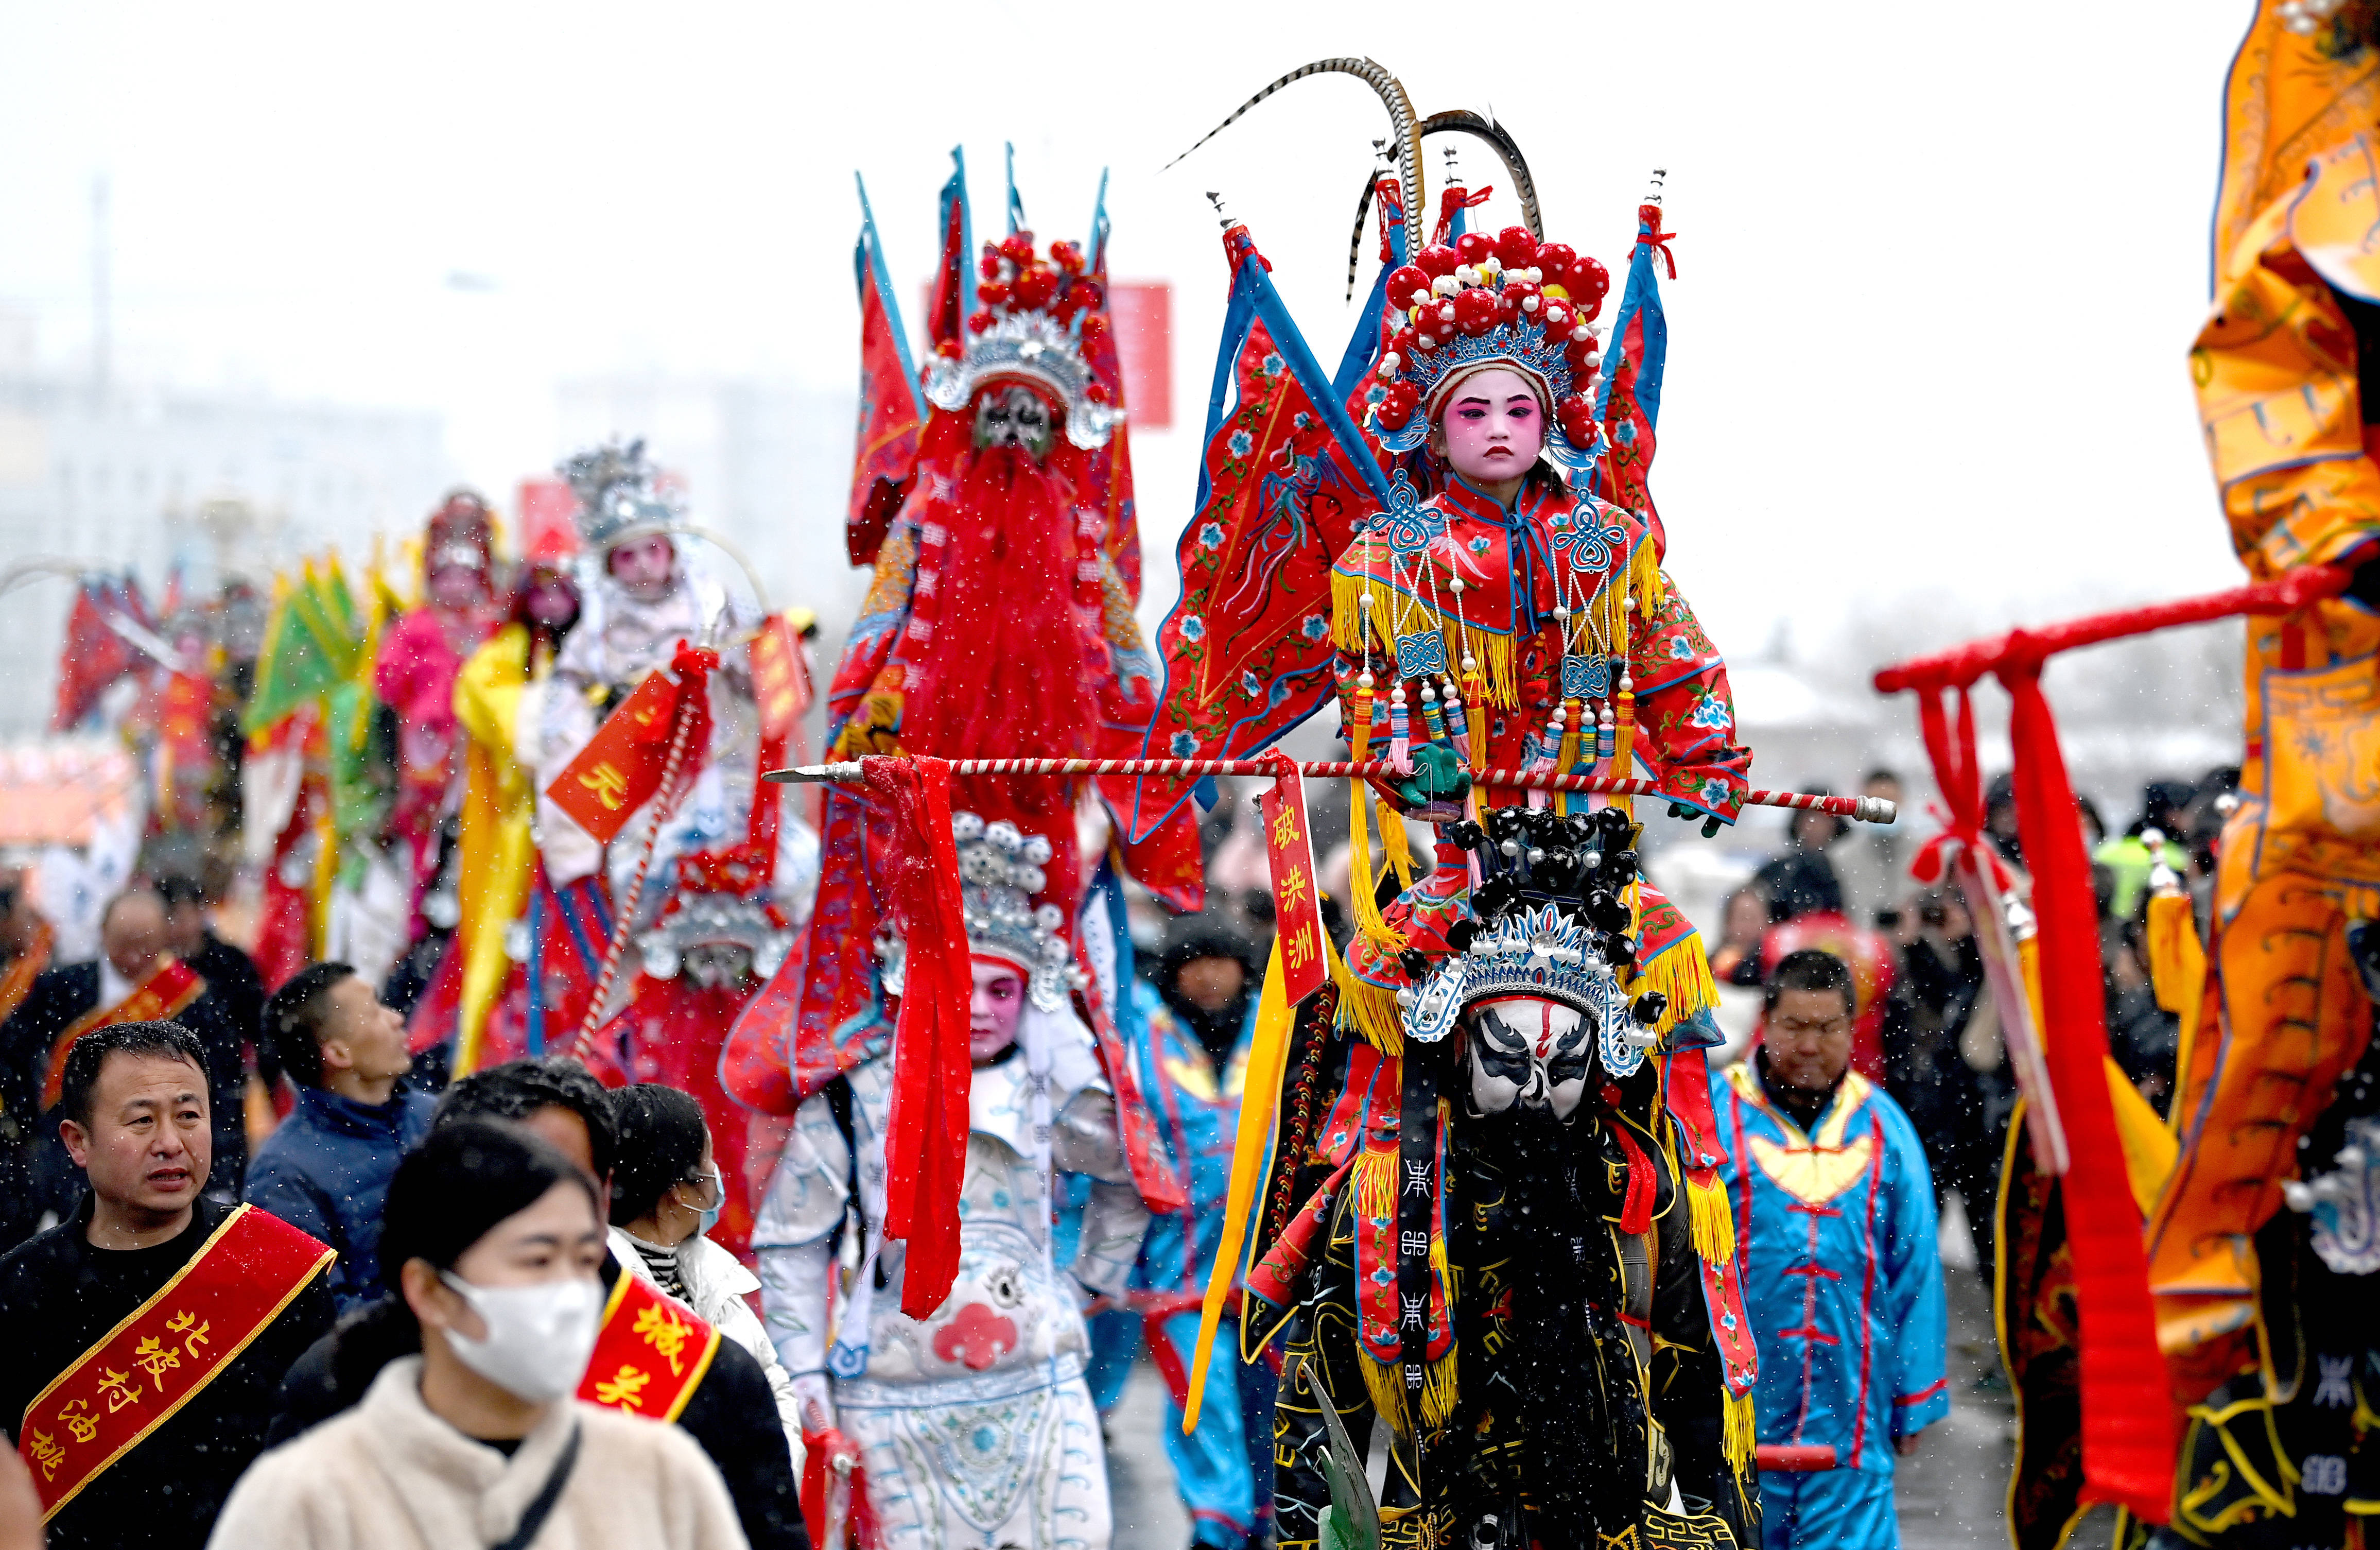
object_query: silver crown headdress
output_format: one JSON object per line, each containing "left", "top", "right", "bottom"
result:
{"left": 925, "top": 312, "right": 1120, "bottom": 451}
{"left": 1400, "top": 804, "right": 1669, "bottom": 1077}
{"left": 921, "top": 230, "right": 1121, "bottom": 451}
{"left": 638, "top": 893, "right": 793, "bottom": 984}
{"left": 560, "top": 438, "right": 683, "bottom": 552}
{"left": 877, "top": 811, "right": 1082, "bottom": 1013}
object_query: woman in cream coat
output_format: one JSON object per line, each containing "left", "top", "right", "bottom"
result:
{"left": 209, "top": 1121, "right": 746, "bottom": 1550}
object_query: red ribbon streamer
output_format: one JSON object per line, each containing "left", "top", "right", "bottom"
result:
{"left": 799, "top": 1425, "right": 879, "bottom": 1550}
{"left": 2000, "top": 663, "right": 2175, "bottom": 1519}
{"left": 866, "top": 754, "right": 974, "bottom": 1318}
{"left": 1868, "top": 567, "right": 2359, "bottom": 1525}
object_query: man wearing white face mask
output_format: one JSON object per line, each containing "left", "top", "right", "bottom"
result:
{"left": 211, "top": 1118, "right": 748, "bottom": 1550}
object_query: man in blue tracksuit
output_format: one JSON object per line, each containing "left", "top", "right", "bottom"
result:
{"left": 1711, "top": 948, "right": 1949, "bottom": 1550}
{"left": 243, "top": 961, "right": 437, "bottom": 1313}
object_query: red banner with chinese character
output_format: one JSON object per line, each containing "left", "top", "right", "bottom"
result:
{"left": 1260, "top": 766, "right": 1328, "bottom": 1006}
{"left": 577, "top": 1271, "right": 721, "bottom": 1424}
{"left": 545, "top": 646, "right": 715, "bottom": 845}
{"left": 17, "top": 1204, "right": 332, "bottom": 1521}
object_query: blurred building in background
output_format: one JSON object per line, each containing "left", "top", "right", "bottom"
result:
{"left": 0, "top": 303, "right": 450, "bottom": 739}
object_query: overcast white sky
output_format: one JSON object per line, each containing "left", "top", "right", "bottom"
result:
{"left": 0, "top": 1, "right": 2263, "bottom": 663}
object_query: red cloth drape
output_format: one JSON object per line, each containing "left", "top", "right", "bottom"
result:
{"left": 1998, "top": 662, "right": 2175, "bottom": 1519}
{"left": 866, "top": 754, "right": 974, "bottom": 1318}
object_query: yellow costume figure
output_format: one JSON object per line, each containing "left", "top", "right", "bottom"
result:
{"left": 2145, "top": 6, "right": 2380, "bottom": 1541}
{"left": 445, "top": 560, "right": 581, "bottom": 1076}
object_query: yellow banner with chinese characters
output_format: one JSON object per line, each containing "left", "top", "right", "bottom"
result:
{"left": 576, "top": 1271, "right": 721, "bottom": 1424}
{"left": 17, "top": 1203, "right": 332, "bottom": 1521}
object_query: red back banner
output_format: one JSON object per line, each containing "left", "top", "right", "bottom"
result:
{"left": 1260, "top": 765, "right": 1328, "bottom": 1006}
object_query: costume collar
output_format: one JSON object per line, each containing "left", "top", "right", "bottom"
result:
{"left": 1731, "top": 1055, "right": 1872, "bottom": 1148}
{"left": 1439, "top": 473, "right": 1519, "bottom": 524}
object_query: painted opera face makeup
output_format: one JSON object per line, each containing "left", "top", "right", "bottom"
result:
{"left": 1464, "top": 995, "right": 1595, "bottom": 1121}
{"left": 1433, "top": 365, "right": 1547, "bottom": 495}
{"left": 969, "top": 956, "right": 1028, "bottom": 1063}
{"left": 607, "top": 533, "right": 677, "bottom": 602}
{"left": 973, "top": 384, "right": 1055, "bottom": 460}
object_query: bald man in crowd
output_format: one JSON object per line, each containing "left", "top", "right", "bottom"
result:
{"left": 0, "top": 888, "right": 250, "bottom": 1245}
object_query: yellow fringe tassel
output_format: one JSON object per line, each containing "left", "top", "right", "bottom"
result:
{"left": 1626, "top": 923, "right": 1721, "bottom": 1048}
{"left": 1421, "top": 1349, "right": 1460, "bottom": 1433}
{"left": 1686, "top": 1174, "right": 1737, "bottom": 1266}
{"left": 1334, "top": 968, "right": 1405, "bottom": 1057}
{"left": 1375, "top": 794, "right": 1414, "bottom": 890}
{"left": 1634, "top": 546, "right": 1666, "bottom": 621}
{"left": 1346, "top": 780, "right": 1406, "bottom": 957}
{"left": 1356, "top": 1145, "right": 1397, "bottom": 1219}
{"left": 1361, "top": 1354, "right": 1413, "bottom": 1441}
{"left": 1330, "top": 570, "right": 1519, "bottom": 708}
{"left": 1723, "top": 1389, "right": 1756, "bottom": 1475}
{"left": 1342, "top": 688, "right": 1405, "bottom": 956}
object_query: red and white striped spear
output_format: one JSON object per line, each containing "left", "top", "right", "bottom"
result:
{"left": 763, "top": 755, "right": 1897, "bottom": 825}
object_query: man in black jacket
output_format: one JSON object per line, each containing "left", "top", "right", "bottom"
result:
{"left": 0, "top": 890, "right": 249, "bottom": 1241}
{"left": 0, "top": 1021, "right": 335, "bottom": 1550}
{"left": 157, "top": 875, "right": 266, "bottom": 1071}
{"left": 268, "top": 1056, "right": 808, "bottom": 1550}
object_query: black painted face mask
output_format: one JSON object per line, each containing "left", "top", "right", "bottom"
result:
{"left": 1463, "top": 995, "right": 1595, "bottom": 1121}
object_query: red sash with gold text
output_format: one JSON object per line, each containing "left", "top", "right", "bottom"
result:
{"left": 41, "top": 958, "right": 205, "bottom": 1111}
{"left": 16, "top": 1203, "right": 333, "bottom": 1521}
{"left": 576, "top": 1271, "right": 721, "bottom": 1424}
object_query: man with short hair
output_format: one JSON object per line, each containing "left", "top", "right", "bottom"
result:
{"left": 0, "top": 889, "right": 249, "bottom": 1233}
{"left": 1753, "top": 831, "right": 1902, "bottom": 1084}
{"left": 241, "top": 962, "right": 433, "bottom": 1313}
{"left": 0, "top": 1020, "right": 334, "bottom": 1549}
{"left": 1711, "top": 949, "right": 1948, "bottom": 1550}
{"left": 270, "top": 1056, "right": 808, "bottom": 1550}
{"left": 155, "top": 875, "right": 264, "bottom": 1065}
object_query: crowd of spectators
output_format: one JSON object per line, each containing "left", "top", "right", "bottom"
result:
{"left": 1711, "top": 765, "right": 2235, "bottom": 1282}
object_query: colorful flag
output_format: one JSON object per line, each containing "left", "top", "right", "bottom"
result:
{"left": 49, "top": 577, "right": 143, "bottom": 731}
{"left": 745, "top": 609, "right": 816, "bottom": 866}
{"left": 1592, "top": 202, "right": 1675, "bottom": 555}
{"left": 1105, "top": 220, "right": 1394, "bottom": 847}
{"left": 545, "top": 648, "right": 715, "bottom": 844}
{"left": 846, "top": 175, "right": 925, "bottom": 570}
{"left": 243, "top": 565, "right": 360, "bottom": 735}
{"left": 924, "top": 147, "right": 973, "bottom": 354}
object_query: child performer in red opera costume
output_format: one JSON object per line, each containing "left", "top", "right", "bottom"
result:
{"left": 1115, "top": 63, "right": 1762, "bottom": 1550}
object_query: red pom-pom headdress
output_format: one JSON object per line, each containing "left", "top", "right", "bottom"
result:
{"left": 923, "top": 231, "right": 1120, "bottom": 449}
{"left": 1368, "top": 225, "right": 1614, "bottom": 468}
